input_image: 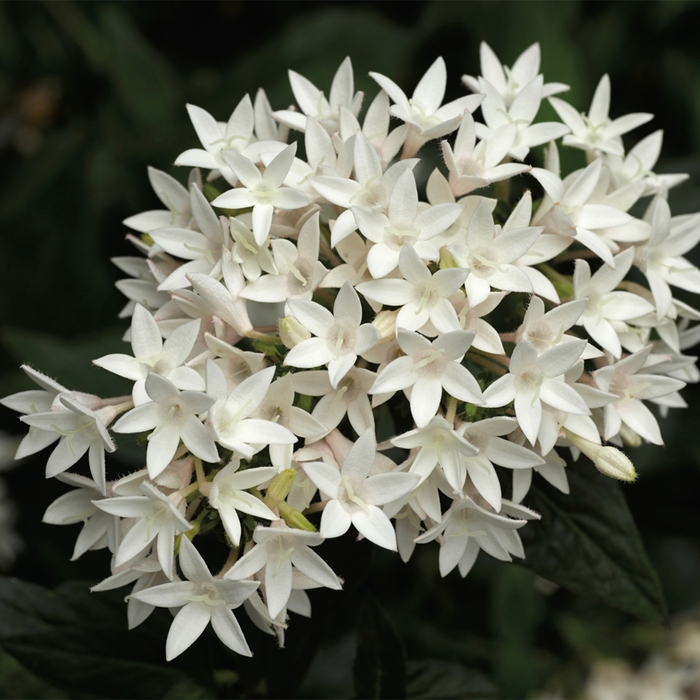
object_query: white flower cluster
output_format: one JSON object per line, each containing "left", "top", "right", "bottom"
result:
{"left": 3, "top": 43, "right": 699, "bottom": 660}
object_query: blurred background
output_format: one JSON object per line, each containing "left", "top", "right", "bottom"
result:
{"left": 1, "top": 1, "right": 700, "bottom": 698}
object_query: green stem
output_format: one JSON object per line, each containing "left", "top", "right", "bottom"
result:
{"left": 467, "top": 348, "right": 509, "bottom": 375}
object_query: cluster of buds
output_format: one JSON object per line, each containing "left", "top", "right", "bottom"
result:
{"left": 3, "top": 43, "right": 698, "bottom": 660}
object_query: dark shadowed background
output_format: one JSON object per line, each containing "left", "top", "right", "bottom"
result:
{"left": 1, "top": 2, "right": 700, "bottom": 698}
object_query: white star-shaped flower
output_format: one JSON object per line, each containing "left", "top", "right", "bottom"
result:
{"left": 174, "top": 96, "right": 256, "bottom": 181}
{"left": 304, "top": 429, "right": 417, "bottom": 551}
{"left": 206, "top": 458, "right": 278, "bottom": 546}
{"left": 112, "top": 373, "right": 217, "bottom": 479}
{"left": 462, "top": 42, "right": 569, "bottom": 107}
{"left": 357, "top": 243, "right": 467, "bottom": 335}
{"left": 227, "top": 523, "right": 341, "bottom": 619}
{"left": 94, "top": 481, "right": 192, "bottom": 577}
{"left": 593, "top": 345, "right": 685, "bottom": 445}
{"left": 206, "top": 363, "right": 296, "bottom": 458}
{"left": 273, "top": 57, "right": 363, "bottom": 134}
{"left": 130, "top": 536, "right": 259, "bottom": 660}
{"left": 483, "top": 340, "right": 590, "bottom": 446}
{"left": 370, "top": 330, "right": 483, "bottom": 428}
{"left": 549, "top": 74, "right": 653, "bottom": 157}
{"left": 211, "top": 143, "right": 311, "bottom": 245}
{"left": 285, "top": 281, "right": 379, "bottom": 388}
{"left": 94, "top": 303, "right": 204, "bottom": 406}
{"left": 370, "top": 56, "right": 483, "bottom": 157}
{"left": 573, "top": 248, "right": 655, "bottom": 358}
{"left": 352, "top": 169, "right": 463, "bottom": 279}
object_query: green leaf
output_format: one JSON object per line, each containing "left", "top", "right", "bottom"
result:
{"left": 0, "top": 577, "right": 214, "bottom": 699}
{"left": 490, "top": 567, "right": 545, "bottom": 697}
{"left": 0, "top": 647, "right": 68, "bottom": 699}
{"left": 520, "top": 461, "right": 668, "bottom": 623}
{"left": 99, "top": 6, "right": 179, "bottom": 126}
{"left": 353, "top": 594, "right": 406, "bottom": 699}
{"left": 406, "top": 660, "right": 500, "bottom": 700}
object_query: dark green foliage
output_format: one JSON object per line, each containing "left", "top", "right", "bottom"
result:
{"left": 406, "top": 659, "right": 500, "bottom": 699}
{"left": 353, "top": 594, "right": 406, "bottom": 699}
{"left": 521, "top": 461, "right": 668, "bottom": 624}
{"left": 0, "top": 578, "right": 214, "bottom": 698}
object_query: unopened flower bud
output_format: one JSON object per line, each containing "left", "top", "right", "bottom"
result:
{"left": 279, "top": 316, "right": 310, "bottom": 349}
{"left": 618, "top": 424, "right": 642, "bottom": 448}
{"left": 595, "top": 445, "right": 637, "bottom": 482}
{"left": 439, "top": 247, "right": 459, "bottom": 269}
{"left": 372, "top": 310, "right": 398, "bottom": 342}
{"left": 278, "top": 501, "right": 316, "bottom": 531}
{"left": 565, "top": 430, "right": 637, "bottom": 483}
{"left": 264, "top": 468, "right": 296, "bottom": 508}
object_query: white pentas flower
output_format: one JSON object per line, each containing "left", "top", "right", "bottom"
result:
{"left": 516, "top": 296, "right": 589, "bottom": 355}
{"left": 253, "top": 374, "right": 326, "bottom": 469}
{"left": 449, "top": 199, "right": 542, "bottom": 306}
{"left": 148, "top": 183, "right": 230, "bottom": 291}
{"left": 0, "top": 366, "right": 80, "bottom": 460}
{"left": 113, "top": 373, "right": 218, "bottom": 479}
{"left": 94, "top": 304, "right": 204, "bottom": 406}
{"left": 43, "top": 473, "right": 117, "bottom": 560}
{"left": 95, "top": 481, "right": 191, "bottom": 577}
{"left": 130, "top": 536, "right": 259, "bottom": 660}
{"left": 441, "top": 112, "right": 531, "bottom": 196}
{"left": 291, "top": 367, "right": 376, "bottom": 437}
{"left": 339, "top": 89, "right": 409, "bottom": 165}
{"left": 285, "top": 281, "right": 379, "bottom": 388}
{"left": 174, "top": 96, "right": 256, "bottom": 181}
{"left": 227, "top": 523, "right": 342, "bottom": 620}
{"left": 352, "top": 169, "right": 463, "bottom": 278}
{"left": 123, "top": 166, "right": 192, "bottom": 234}
{"left": 593, "top": 346, "right": 685, "bottom": 445}
{"left": 309, "top": 131, "right": 418, "bottom": 247}
{"left": 206, "top": 363, "right": 296, "bottom": 458}
{"left": 549, "top": 74, "right": 653, "bottom": 157}
{"left": 211, "top": 143, "right": 311, "bottom": 245}
{"left": 370, "top": 56, "right": 484, "bottom": 156}
{"left": 456, "top": 417, "right": 545, "bottom": 510}
{"left": 474, "top": 74, "right": 570, "bottom": 161}
{"left": 205, "top": 458, "right": 278, "bottom": 546}
{"left": 605, "top": 130, "right": 689, "bottom": 195}
{"left": 573, "top": 248, "right": 656, "bottom": 358}
{"left": 356, "top": 244, "right": 467, "bottom": 335}
{"left": 484, "top": 340, "right": 591, "bottom": 446}
{"left": 241, "top": 212, "right": 328, "bottom": 303}
{"left": 634, "top": 195, "right": 700, "bottom": 320}
{"left": 273, "top": 56, "right": 363, "bottom": 134}
{"left": 531, "top": 158, "right": 632, "bottom": 267}
{"left": 391, "top": 416, "right": 479, "bottom": 494}
{"left": 20, "top": 393, "right": 125, "bottom": 495}
{"left": 370, "top": 330, "right": 483, "bottom": 428}
{"left": 462, "top": 42, "right": 569, "bottom": 107}
{"left": 304, "top": 429, "right": 417, "bottom": 551}
{"left": 416, "top": 496, "right": 531, "bottom": 578}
